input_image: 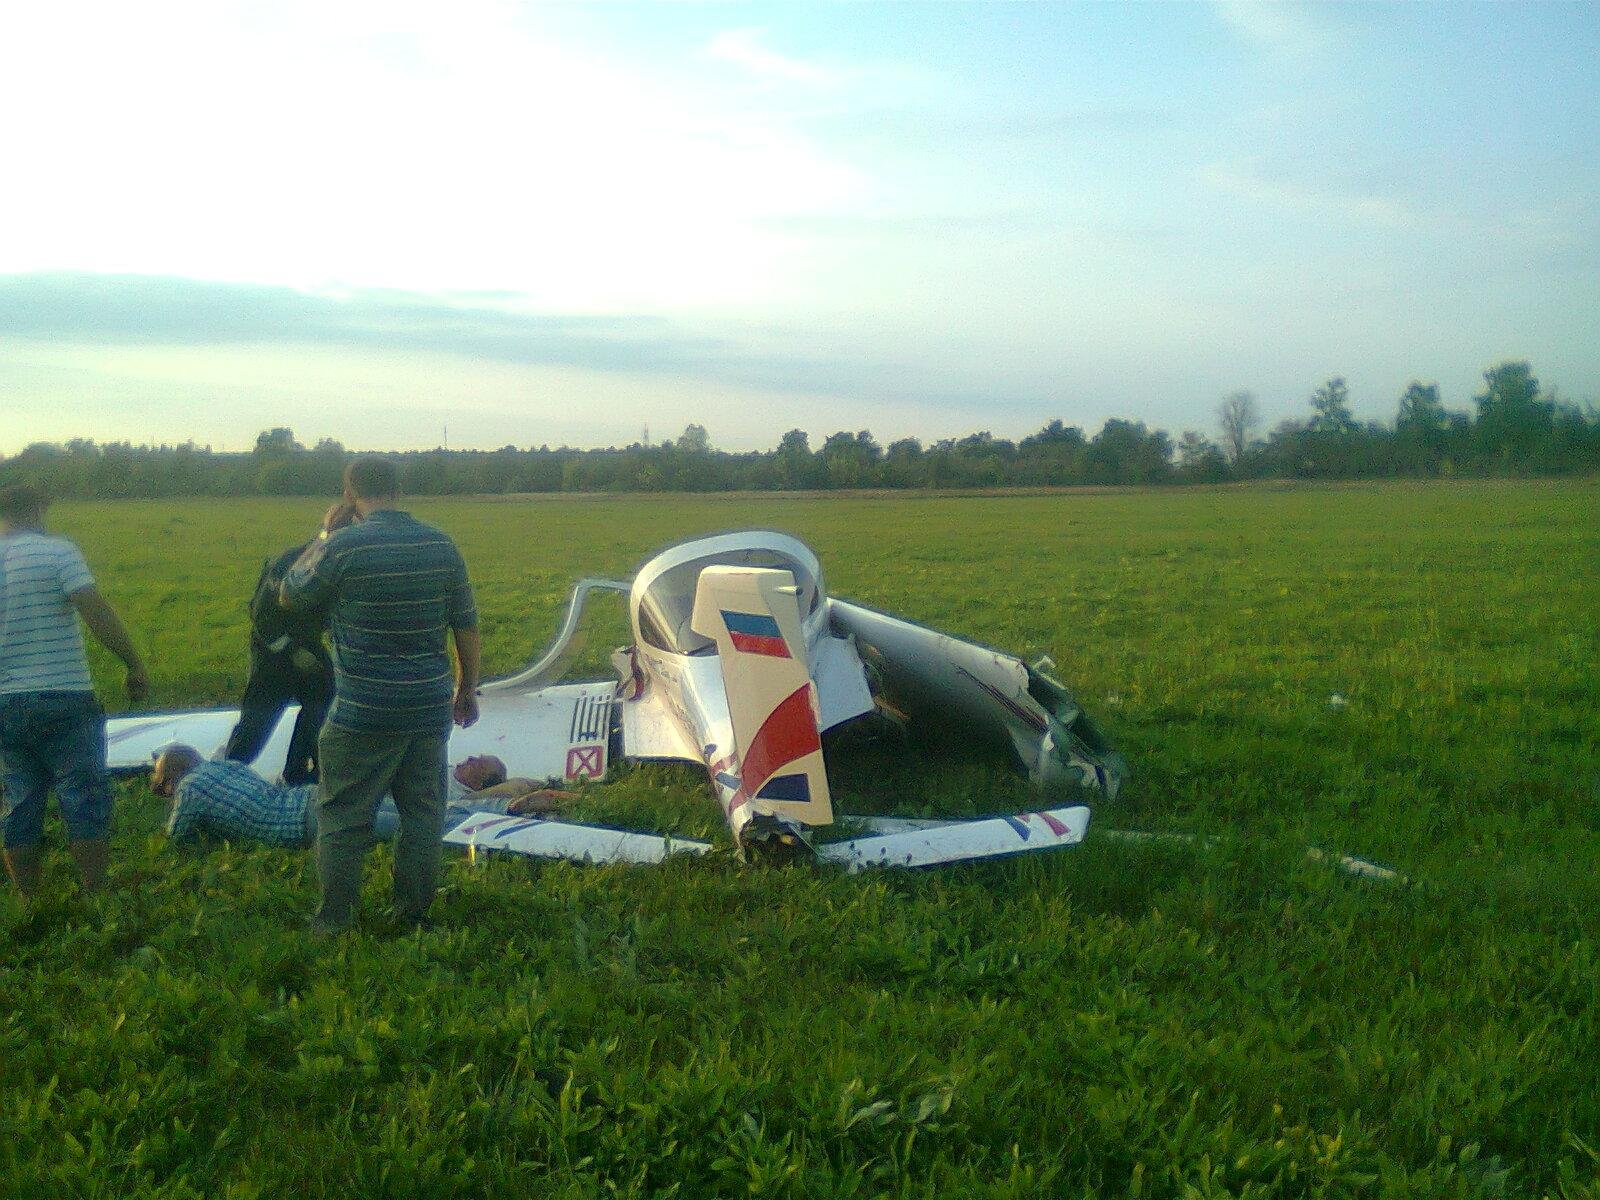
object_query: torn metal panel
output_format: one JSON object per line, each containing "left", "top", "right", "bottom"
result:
{"left": 809, "top": 632, "right": 876, "bottom": 731}
{"left": 828, "top": 598, "right": 1125, "bottom": 798}
{"left": 618, "top": 684, "right": 701, "bottom": 763}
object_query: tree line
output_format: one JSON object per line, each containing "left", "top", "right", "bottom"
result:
{"left": 3, "top": 361, "right": 1594, "bottom": 499}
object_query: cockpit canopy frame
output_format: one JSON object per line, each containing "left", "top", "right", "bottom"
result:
{"left": 630, "top": 531, "right": 824, "bottom": 657}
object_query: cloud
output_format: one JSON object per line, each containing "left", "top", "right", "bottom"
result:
{"left": 0, "top": 5, "right": 862, "bottom": 310}
{"left": 1198, "top": 162, "right": 1424, "bottom": 228}
{"left": 703, "top": 27, "right": 841, "bottom": 88}
{"left": 0, "top": 273, "right": 696, "bottom": 371}
{"left": 0, "top": 273, "right": 1097, "bottom": 452}
{"left": 1209, "top": 0, "right": 1333, "bottom": 57}
{"left": 0, "top": 272, "right": 995, "bottom": 413}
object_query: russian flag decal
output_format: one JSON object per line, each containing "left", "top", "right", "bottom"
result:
{"left": 720, "top": 609, "right": 791, "bottom": 658}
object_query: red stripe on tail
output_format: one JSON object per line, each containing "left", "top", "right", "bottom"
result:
{"left": 728, "top": 684, "right": 819, "bottom": 813}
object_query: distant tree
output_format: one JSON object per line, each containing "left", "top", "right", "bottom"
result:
{"left": 1020, "top": 419, "right": 1084, "bottom": 449}
{"left": 1086, "top": 419, "right": 1173, "bottom": 485}
{"left": 772, "top": 428, "right": 816, "bottom": 489}
{"left": 253, "top": 427, "right": 302, "bottom": 458}
{"left": 10, "top": 364, "right": 1600, "bottom": 500}
{"left": 1543, "top": 397, "right": 1600, "bottom": 474}
{"left": 882, "top": 437, "right": 924, "bottom": 488}
{"left": 676, "top": 423, "right": 711, "bottom": 454}
{"left": 1397, "top": 382, "right": 1446, "bottom": 435}
{"left": 1394, "top": 382, "right": 1448, "bottom": 475}
{"left": 1018, "top": 420, "right": 1086, "bottom": 485}
{"left": 885, "top": 437, "right": 922, "bottom": 461}
{"left": 1474, "top": 361, "right": 1552, "bottom": 465}
{"left": 1309, "top": 378, "right": 1357, "bottom": 435}
{"left": 1177, "top": 431, "right": 1229, "bottom": 483}
{"left": 819, "top": 430, "right": 881, "bottom": 488}
{"left": 303, "top": 437, "right": 348, "bottom": 492}
{"left": 1217, "top": 392, "right": 1259, "bottom": 463}
{"left": 1263, "top": 418, "right": 1314, "bottom": 477}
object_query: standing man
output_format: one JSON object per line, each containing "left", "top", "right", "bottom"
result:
{"left": 280, "top": 459, "right": 479, "bottom": 934}
{"left": 0, "top": 484, "right": 148, "bottom": 897}
{"left": 221, "top": 502, "right": 355, "bottom": 784}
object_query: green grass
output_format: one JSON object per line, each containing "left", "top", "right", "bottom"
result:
{"left": 2, "top": 480, "right": 1597, "bottom": 1198}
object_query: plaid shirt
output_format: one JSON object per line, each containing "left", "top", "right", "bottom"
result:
{"left": 167, "top": 760, "right": 313, "bottom": 846}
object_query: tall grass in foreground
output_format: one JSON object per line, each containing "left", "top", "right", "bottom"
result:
{"left": 2, "top": 481, "right": 1596, "bottom": 1197}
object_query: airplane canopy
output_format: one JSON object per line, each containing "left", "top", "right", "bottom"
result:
{"left": 631, "top": 531, "right": 823, "bottom": 656}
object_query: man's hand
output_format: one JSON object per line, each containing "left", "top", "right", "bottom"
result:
{"left": 322, "top": 501, "right": 358, "bottom": 535}
{"left": 451, "top": 626, "right": 481, "bottom": 728}
{"left": 125, "top": 664, "right": 150, "bottom": 703}
{"left": 290, "top": 648, "right": 322, "bottom": 675}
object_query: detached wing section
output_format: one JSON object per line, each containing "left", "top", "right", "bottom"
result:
{"left": 690, "top": 566, "right": 832, "bottom": 829}
{"left": 107, "top": 708, "right": 281, "bottom": 772}
{"left": 106, "top": 681, "right": 618, "bottom": 785}
{"left": 444, "top": 813, "right": 710, "bottom": 865}
{"left": 818, "top": 806, "right": 1090, "bottom": 872}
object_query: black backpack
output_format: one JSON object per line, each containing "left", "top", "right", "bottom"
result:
{"left": 249, "top": 543, "right": 328, "bottom": 653}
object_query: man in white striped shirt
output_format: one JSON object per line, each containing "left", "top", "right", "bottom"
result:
{"left": 0, "top": 484, "right": 148, "bottom": 897}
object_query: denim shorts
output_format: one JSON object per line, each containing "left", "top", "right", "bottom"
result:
{"left": 0, "top": 691, "right": 113, "bottom": 846}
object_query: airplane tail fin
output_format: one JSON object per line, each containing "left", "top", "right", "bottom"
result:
{"left": 690, "top": 565, "right": 833, "bottom": 829}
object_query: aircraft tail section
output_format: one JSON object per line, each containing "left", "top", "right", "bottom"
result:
{"left": 691, "top": 566, "right": 833, "bottom": 830}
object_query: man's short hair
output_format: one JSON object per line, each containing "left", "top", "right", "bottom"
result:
{"left": 344, "top": 457, "right": 400, "bottom": 501}
{"left": 480, "top": 757, "right": 508, "bottom": 787}
{"left": 151, "top": 744, "right": 203, "bottom": 796}
{"left": 154, "top": 744, "right": 202, "bottom": 772}
{"left": 0, "top": 482, "right": 48, "bottom": 524}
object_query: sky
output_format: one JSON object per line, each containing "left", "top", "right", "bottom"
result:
{"left": 2, "top": 0, "right": 1596, "bottom": 453}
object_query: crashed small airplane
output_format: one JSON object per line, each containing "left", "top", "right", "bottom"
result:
{"left": 107, "top": 531, "right": 1126, "bottom": 871}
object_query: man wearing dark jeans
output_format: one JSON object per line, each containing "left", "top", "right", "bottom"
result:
{"left": 280, "top": 458, "right": 479, "bottom": 934}
{"left": 0, "top": 483, "right": 148, "bottom": 897}
{"left": 222, "top": 503, "right": 355, "bottom": 784}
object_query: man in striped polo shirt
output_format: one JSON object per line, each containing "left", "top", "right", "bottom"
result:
{"left": 280, "top": 458, "right": 480, "bottom": 934}
{"left": 0, "top": 483, "right": 149, "bottom": 897}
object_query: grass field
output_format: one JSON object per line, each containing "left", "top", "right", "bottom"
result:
{"left": 3, "top": 480, "right": 1597, "bottom": 1198}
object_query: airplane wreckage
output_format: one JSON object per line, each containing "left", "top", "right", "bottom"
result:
{"left": 107, "top": 530, "right": 1130, "bottom": 870}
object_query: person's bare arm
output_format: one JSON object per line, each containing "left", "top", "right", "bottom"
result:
{"left": 505, "top": 789, "right": 573, "bottom": 816}
{"left": 478, "top": 777, "right": 575, "bottom": 799}
{"left": 69, "top": 586, "right": 149, "bottom": 701}
{"left": 452, "top": 626, "right": 481, "bottom": 727}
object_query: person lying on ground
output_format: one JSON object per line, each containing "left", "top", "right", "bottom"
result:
{"left": 151, "top": 747, "right": 569, "bottom": 847}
